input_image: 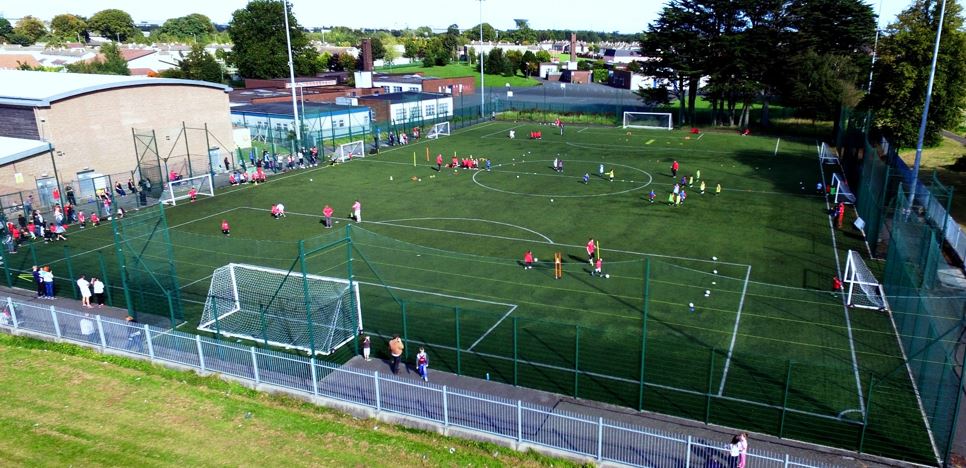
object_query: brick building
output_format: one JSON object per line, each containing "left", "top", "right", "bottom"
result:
{"left": 0, "top": 70, "right": 233, "bottom": 208}
{"left": 372, "top": 73, "right": 475, "bottom": 95}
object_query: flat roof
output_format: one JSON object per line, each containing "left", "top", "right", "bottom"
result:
{"left": 0, "top": 70, "right": 232, "bottom": 107}
{"left": 231, "top": 102, "right": 368, "bottom": 117}
{"left": 359, "top": 91, "right": 449, "bottom": 103}
{"left": 0, "top": 136, "right": 52, "bottom": 166}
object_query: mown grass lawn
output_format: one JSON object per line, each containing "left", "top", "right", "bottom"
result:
{"left": 376, "top": 62, "right": 540, "bottom": 87}
{"left": 0, "top": 333, "right": 581, "bottom": 467}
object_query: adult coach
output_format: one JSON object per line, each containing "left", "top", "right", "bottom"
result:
{"left": 351, "top": 200, "right": 362, "bottom": 223}
{"left": 389, "top": 335, "right": 404, "bottom": 374}
{"left": 77, "top": 275, "right": 92, "bottom": 308}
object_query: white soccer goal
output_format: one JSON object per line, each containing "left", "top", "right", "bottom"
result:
{"left": 331, "top": 140, "right": 365, "bottom": 163}
{"left": 198, "top": 263, "right": 362, "bottom": 355}
{"left": 622, "top": 112, "right": 673, "bottom": 130}
{"left": 162, "top": 174, "right": 213, "bottom": 206}
{"left": 831, "top": 173, "right": 856, "bottom": 205}
{"left": 843, "top": 250, "right": 888, "bottom": 311}
{"left": 427, "top": 121, "right": 450, "bottom": 139}
{"left": 819, "top": 142, "right": 840, "bottom": 165}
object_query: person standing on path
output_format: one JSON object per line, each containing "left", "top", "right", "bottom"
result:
{"left": 729, "top": 433, "right": 748, "bottom": 468}
{"left": 32, "top": 265, "right": 43, "bottom": 298}
{"left": 388, "top": 335, "right": 404, "bottom": 374}
{"left": 42, "top": 266, "right": 54, "bottom": 299}
{"left": 362, "top": 334, "right": 371, "bottom": 361}
{"left": 351, "top": 200, "right": 362, "bottom": 223}
{"left": 76, "top": 275, "right": 92, "bottom": 308}
{"left": 416, "top": 347, "right": 429, "bottom": 382}
{"left": 92, "top": 277, "right": 105, "bottom": 307}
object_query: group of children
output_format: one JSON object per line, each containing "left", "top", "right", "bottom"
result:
{"left": 653, "top": 162, "right": 721, "bottom": 206}
{"left": 522, "top": 237, "right": 607, "bottom": 278}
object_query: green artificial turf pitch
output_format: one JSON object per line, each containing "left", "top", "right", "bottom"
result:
{"left": 2, "top": 121, "right": 935, "bottom": 463}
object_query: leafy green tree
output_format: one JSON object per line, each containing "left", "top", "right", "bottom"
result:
{"left": 369, "top": 36, "right": 386, "bottom": 60}
{"left": 486, "top": 47, "right": 508, "bottom": 75}
{"left": 6, "top": 33, "right": 32, "bottom": 46}
{"left": 67, "top": 42, "right": 129, "bottom": 75}
{"left": 159, "top": 13, "right": 216, "bottom": 42}
{"left": 383, "top": 43, "right": 399, "bottom": 67}
{"left": 521, "top": 50, "right": 537, "bottom": 76}
{"left": 316, "top": 51, "right": 332, "bottom": 70}
{"left": 421, "top": 36, "right": 450, "bottom": 67}
{"left": 402, "top": 37, "right": 425, "bottom": 59}
{"left": 535, "top": 50, "right": 552, "bottom": 63}
{"left": 464, "top": 23, "right": 496, "bottom": 42}
{"left": 0, "top": 17, "right": 12, "bottom": 41}
{"left": 227, "top": 0, "right": 319, "bottom": 79}
{"left": 160, "top": 44, "right": 223, "bottom": 83}
{"left": 88, "top": 9, "right": 139, "bottom": 42}
{"left": 504, "top": 50, "right": 523, "bottom": 76}
{"left": 50, "top": 14, "right": 88, "bottom": 42}
{"left": 14, "top": 16, "right": 47, "bottom": 44}
{"left": 443, "top": 24, "right": 463, "bottom": 61}
{"left": 867, "top": 0, "right": 966, "bottom": 147}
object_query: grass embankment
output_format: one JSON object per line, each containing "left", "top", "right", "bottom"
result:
{"left": 375, "top": 62, "right": 540, "bottom": 87}
{"left": 0, "top": 333, "right": 579, "bottom": 467}
{"left": 898, "top": 136, "right": 966, "bottom": 227}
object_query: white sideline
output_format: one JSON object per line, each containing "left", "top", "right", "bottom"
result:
{"left": 814, "top": 142, "right": 865, "bottom": 416}
{"left": 717, "top": 264, "right": 752, "bottom": 396}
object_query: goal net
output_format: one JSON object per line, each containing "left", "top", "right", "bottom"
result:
{"left": 331, "top": 140, "right": 365, "bottom": 163}
{"left": 843, "top": 250, "right": 888, "bottom": 311}
{"left": 162, "top": 174, "right": 213, "bottom": 206}
{"left": 622, "top": 112, "right": 673, "bottom": 130}
{"left": 198, "top": 263, "right": 362, "bottom": 355}
{"left": 819, "top": 142, "right": 840, "bottom": 165}
{"left": 831, "top": 173, "right": 856, "bottom": 205}
{"left": 427, "top": 121, "right": 450, "bottom": 139}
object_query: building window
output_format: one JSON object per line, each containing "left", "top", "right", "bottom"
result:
{"left": 382, "top": 86, "right": 391, "bottom": 93}
{"left": 425, "top": 104, "right": 435, "bottom": 117}
{"left": 337, "top": 119, "right": 345, "bottom": 128}
{"left": 394, "top": 107, "right": 406, "bottom": 121}
{"left": 409, "top": 106, "right": 420, "bottom": 120}
{"left": 393, "top": 86, "right": 402, "bottom": 93}
{"left": 438, "top": 102, "right": 449, "bottom": 115}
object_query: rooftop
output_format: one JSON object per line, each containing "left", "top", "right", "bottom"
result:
{"left": 0, "top": 70, "right": 231, "bottom": 107}
{"left": 0, "top": 136, "right": 52, "bottom": 166}
{"left": 231, "top": 102, "right": 368, "bottom": 117}
{"left": 359, "top": 91, "right": 449, "bottom": 103}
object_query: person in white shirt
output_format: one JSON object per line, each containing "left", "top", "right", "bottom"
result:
{"left": 91, "top": 277, "right": 105, "bottom": 308}
{"left": 76, "top": 275, "right": 92, "bottom": 308}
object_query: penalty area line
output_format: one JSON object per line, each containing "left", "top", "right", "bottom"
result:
{"left": 467, "top": 304, "right": 518, "bottom": 352}
{"left": 717, "top": 264, "right": 751, "bottom": 396}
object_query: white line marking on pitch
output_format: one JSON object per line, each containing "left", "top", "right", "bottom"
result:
{"left": 717, "top": 264, "right": 752, "bottom": 396}
{"left": 467, "top": 304, "right": 518, "bottom": 352}
{"left": 696, "top": 132, "right": 705, "bottom": 140}
{"left": 370, "top": 220, "right": 555, "bottom": 245}
{"left": 379, "top": 217, "right": 554, "bottom": 243}
{"left": 815, "top": 141, "right": 865, "bottom": 415}
{"left": 479, "top": 123, "right": 524, "bottom": 139}
{"left": 774, "top": 138, "right": 781, "bottom": 157}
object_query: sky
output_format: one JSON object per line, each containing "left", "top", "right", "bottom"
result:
{"left": 1, "top": 0, "right": 913, "bottom": 35}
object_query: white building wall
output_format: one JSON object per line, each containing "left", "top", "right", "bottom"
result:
{"left": 388, "top": 96, "right": 454, "bottom": 125}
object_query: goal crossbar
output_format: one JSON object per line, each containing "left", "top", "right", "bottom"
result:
{"left": 622, "top": 112, "right": 673, "bottom": 130}
{"left": 427, "top": 121, "right": 450, "bottom": 139}
{"left": 820, "top": 142, "right": 840, "bottom": 165}
{"left": 162, "top": 173, "right": 213, "bottom": 206}
{"left": 832, "top": 173, "right": 856, "bottom": 205}
{"left": 331, "top": 140, "right": 365, "bottom": 163}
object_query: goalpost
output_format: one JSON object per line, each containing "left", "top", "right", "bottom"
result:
{"left": 426, "top": 121, "right": 450, "bottom": 139}
{"left": 831, "top": 173, "right": 856, "bottom": 205}
{"left": 819, "top": 142, "right": 840, "bottom": 165}
{"left": 843, "top": 250, "right": 888, "bottom": 311}
{"left": 331, "top": 140, "right": 365, "bottom": 163}
{"left": 622, "top": 112, "right": 673, "bottom": 130}
{"left": 198, "top": 263, "right": 362, "bottom": 355}
{"left": 161, "top": 174, "right": 213, "bottom": 206}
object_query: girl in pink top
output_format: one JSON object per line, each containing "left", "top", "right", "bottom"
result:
{"left": 351, "top": 201, "right": 361, "bottom": 223}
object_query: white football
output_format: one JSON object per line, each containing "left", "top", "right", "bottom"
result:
{"left": 688, "top": 302, "right": 694, "bottom": 307}
{"left": 605, "top": 274, "right": 610, "bottom": 278}
{"left": 705, "top": 290, "right": 710, "bottom": 295}
{"left": 534, "top": 258, "right": 538, "bottom": 262}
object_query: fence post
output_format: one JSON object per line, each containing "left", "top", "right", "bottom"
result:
{"left": 639, "top": 257, "right": 650, "bottom": 411}
{"left": 442, "top": 386, "right": 449, "bottom": 427}
{"left": 685, "top": 435, "right": 692, "bottom": 467}
{"left": 596, "top": 417, "right": 603, "bottom": 461}
{"left": 574, "top": 324, "right": 580, "bottom": 398}
{"left": 50, "top": 305, "right": 61, "bottom": 338}
{"left": 705, "top": 347, "right": 716, "bottom": 424}
{"left": 455, "top": 307, "right": 462, "bottom": 375}
{"left": 98, "top": 252, "right": 113, "bottom": 306}
{"left": 251, "top": 347, "right": 260, "bottom": 384}
{"left": 310, "top": 357, "right": 319, "bottom": 397}
{"left": 780, "top": 360, "right": 793, "bottom": 437}
{"left": 516, "top": 400, "right": 523, "bottom": 444}
{"left": 145, "top": 325, "right": 155, "bottom": 360}
{"left": 374, "top": 372, "right": 382, "bottom": 412}
{"left": 858, "top": 377, "right": 875, "bottom": 453}
{"left": 196, "top": 335, "right": 205, "bottom": 371}
{"left": 512, "top": 317, "right": 518, "bottom": 386}
{"left": 7, "top": 297, "right": 18, "bottom": 328}
{"left": 95, "top": 314, "right": 106, "bottom": 348}
{"left": 784, "top": 453, "right": 790, "bottom": 468}
{"left": 64, "top": 246, "right": 77, "bottom": 299}
{"left": 401, "top": 301, "right": 409, "bottom": 359}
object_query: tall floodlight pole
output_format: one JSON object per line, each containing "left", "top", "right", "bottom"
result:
{"left": 910, "top": 0, "right": 948, "bottom": 207}
{"left": 866, "top": 0, "right": 883, "bottom": 94}
{"left": 282, "top": 0, "right": 301, "bottom": 149}
{"left": 479, "top": 0, "right": 485, "bottom": 118}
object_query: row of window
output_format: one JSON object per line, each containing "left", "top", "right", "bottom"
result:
{"left": 393, "top": 103, "right": 450, "bottom": 122}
